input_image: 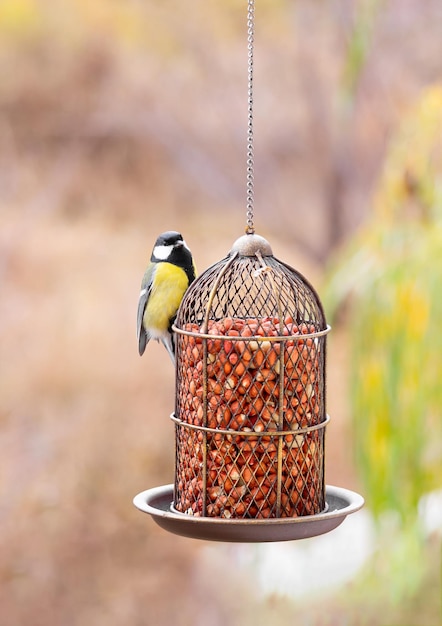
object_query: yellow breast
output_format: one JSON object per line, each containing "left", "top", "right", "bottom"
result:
{"left": 143, "top": 263, "right": 189, "bottom": 336}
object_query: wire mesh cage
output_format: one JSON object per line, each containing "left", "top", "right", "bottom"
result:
{"left": 172, "top": 234, "right": 331, "bottom": 520}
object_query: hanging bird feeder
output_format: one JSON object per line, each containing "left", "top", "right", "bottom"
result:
{"left": 133, "top": 0, "right": 363, "bottom": 542}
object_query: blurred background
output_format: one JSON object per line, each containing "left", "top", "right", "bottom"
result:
{"left": 0, "top": 1, "right": 441, "bottom": 624}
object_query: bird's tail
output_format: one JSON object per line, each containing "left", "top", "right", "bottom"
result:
{"left": 161, "top": 334, "right": 176, "bottom": 366}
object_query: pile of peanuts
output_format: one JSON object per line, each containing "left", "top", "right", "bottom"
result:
{"left": 174, "top": 316, "right": 325, "bottom": 519}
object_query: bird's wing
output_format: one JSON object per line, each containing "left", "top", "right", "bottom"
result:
{"left": 137, "top": 264, "right": 156, "bottom": 355}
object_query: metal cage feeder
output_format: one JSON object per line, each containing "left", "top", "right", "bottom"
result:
{"left": 134, "top": 234, "right": 364, "bottom": 542}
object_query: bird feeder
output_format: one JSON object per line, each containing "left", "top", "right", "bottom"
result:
{"left": 133, "top": 0, "right": 363, "bottom": 542}
{"left": 134, "top": 232, "right": 363, "bottom": 541}
{"left": 174, "top": 234, "right": 329, "bottom": 521}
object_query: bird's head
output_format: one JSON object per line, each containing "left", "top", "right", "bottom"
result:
{"left": 151, "top": 231, "right": 193, "bottom": 270}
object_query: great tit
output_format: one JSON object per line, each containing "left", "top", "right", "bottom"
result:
{"left": 137, "top": 231, "right": 196, "bottom": 363}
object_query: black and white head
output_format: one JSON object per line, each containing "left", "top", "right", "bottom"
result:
{"left": 151, "top": 231, "right": 193, "bottom": 270}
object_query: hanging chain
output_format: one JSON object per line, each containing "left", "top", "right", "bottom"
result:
{"left": 245, "top": 0, "right": 255, "bottom": 235}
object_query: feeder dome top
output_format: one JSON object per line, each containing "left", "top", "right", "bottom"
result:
{"left": 175, "top": 235, "right": 327, "bottom": 332}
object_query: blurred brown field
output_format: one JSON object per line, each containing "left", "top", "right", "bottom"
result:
{"left": 1, "top": 1, "right": 441, "bottom": 625}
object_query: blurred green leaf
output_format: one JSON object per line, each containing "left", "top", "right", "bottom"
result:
{"left": 324, "top": 85, "right": 442, "bottom": 523}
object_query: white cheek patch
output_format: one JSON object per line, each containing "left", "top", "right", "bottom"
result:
{"left": 153, "top": 244, "right": 173, "bottom": 260}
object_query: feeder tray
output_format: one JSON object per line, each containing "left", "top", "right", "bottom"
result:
{"left": 133, "top": 484, "right": 364, "bottom": 542}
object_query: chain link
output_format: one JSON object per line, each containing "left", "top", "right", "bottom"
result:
{"left": 245, "top": 0, "right": 255, "bottom": 235}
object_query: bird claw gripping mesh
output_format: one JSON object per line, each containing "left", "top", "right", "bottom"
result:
{"left": 172, "top": 235, "right": 330, "bottom": 520}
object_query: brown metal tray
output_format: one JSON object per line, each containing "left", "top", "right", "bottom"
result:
{"left": 133, "top": 484, "right": 364, "bottom": 543}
